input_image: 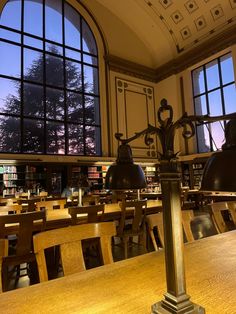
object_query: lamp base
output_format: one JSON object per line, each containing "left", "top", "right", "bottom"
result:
{"left": 151, "top": 301, "right": 205, "bottom": 314}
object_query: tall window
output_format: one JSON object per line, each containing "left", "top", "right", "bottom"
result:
{"left": 192, "top": 53, "right": 236, "bottom": 153}
{"left": 0, "top": 0, "right": 101, "bottom": 155}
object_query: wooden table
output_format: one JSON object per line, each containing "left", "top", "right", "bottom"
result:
{"left": 0, "top": 230, "right": 236, "bottom": 313}
{"left": 45, "top": 199, "right": 162, "bottom": 229}
{"left": 4, "top": 200, "right": 162, "bottom": 233}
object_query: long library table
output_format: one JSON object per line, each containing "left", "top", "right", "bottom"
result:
{"left": 45, "top": 199, "right": 162, "bottom": 229}
{"left": 4, "top": 200, "right": 162, "bottom": 233}
{"left": 0, "top": 230, "right": 236, "bottom": 313}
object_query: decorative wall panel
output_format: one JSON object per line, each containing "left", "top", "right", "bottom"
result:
{"left": 114, "top": 78, "right": 157, "bottom": 158}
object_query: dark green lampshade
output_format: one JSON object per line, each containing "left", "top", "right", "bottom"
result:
{"left": 201, "top": 120, "right": 236, "bottom": 192}
{"left": 105, "top": 144, "right": 147, "bottom": 190}
{"left": 201, "top": 150, "right": 236, "bottom": 192}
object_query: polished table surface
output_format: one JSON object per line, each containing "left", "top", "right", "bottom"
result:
{"left": 4, "top": 200, "right": 162, "bottom": 233}
{"left": 1, "top": 230, "right": 236, "bottom": 313}
{"left": 46, "top": 199, "right": 162, "bottom": 221}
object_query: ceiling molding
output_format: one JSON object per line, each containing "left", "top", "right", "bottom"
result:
{"left": 104, "top": 55, "right": 157, "bottom": 82}
{"left": 105, "top": 24, "right": 236, "bottom": 83}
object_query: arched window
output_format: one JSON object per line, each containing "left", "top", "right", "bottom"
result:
{"left": 0, "top": 0, "right": 101, "bottom": 155}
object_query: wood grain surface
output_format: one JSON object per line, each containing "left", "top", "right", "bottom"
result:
{"left": 0, "top": 230, "right": 236, "bottom": 313}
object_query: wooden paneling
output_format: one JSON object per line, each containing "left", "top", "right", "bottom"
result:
{"left": 114, "top": 78, "right": 157, "bottom": 158}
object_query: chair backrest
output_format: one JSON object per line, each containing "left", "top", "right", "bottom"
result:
{"left": 146, "top": 210, "right": 196, "bottom": 251}
{"left": 226, "top": 201, "right": 236, "bottom": 227}
{"left": 118, "top": 199, "right": 147, "bottom": 235}
{"left": 0, "top": 210, "right": 46, "bottom": 257}
{"left": 39, "top": 191, "right": 48, "bottom": 201}
{"left": 210, "top": 202, "right": 229, "bottom": 233}
{"left": 146, "top": 212, "right": 164, "bottom": 250}
{"left": 182, "top": 210, "right": 195, "bottom": 242}
{"left": 35, "top": 199, "right": 67, "bottom": 211}
{"left": 68, "top": 204, "right": 105, "bottom": 225}
{"left": 0, "top": 239, "right": 8, "bottom": 293}
{"left": 33, "top": 222, "right": 116, "bottom": 282}
{"left": 0, "top": 198, "right": 19, "bottom": 206}
{"left": 0, "top": 204, "right": 23, "bottom": 215}
{"left": 19, "top": 192, "right": 29, "bottom": 200}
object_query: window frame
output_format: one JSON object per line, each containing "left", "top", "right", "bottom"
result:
{"left": 191, "top": 51, "right": 236, "bottom": 153}
{"left": 0, "top": 0, "right": 107, "bottom": 157}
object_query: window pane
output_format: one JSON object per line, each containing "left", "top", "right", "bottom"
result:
{"left": 0, "top": 0, "right": 100, "bottom": 157}
{"left": 67, "top": 123, "right": 84, "bottom": 155}
{"left": 64, "top": 3, "right": 81, "bottom": 50}
{"left": 0, "top": 41, "right": 21, "bottom": 77}
{"left": 223, "top": 84, "right": 236, "bottom": 114}
{"left": 196, "top": 125, "right": 210, "bottom": 153}
{"left": 23, "top": 119, "right": 44, "bottom": 153}
{"left": 84, "top": 96, "right": 100, "bottom": 124}
{"left": 46, "top": 54, "right": 64, "bottom": 87}
{"left": 23, "top": 83, "right": 44, "bottom": 118}
{"left": 83, "top": 65, "right": 98, "bottom": 94}
{"left": 46, "top": 87, "right": 64, "bottom": 120}
{"left": 0, "top": 0, "right": 21, "bottom": 31}
{"left": 66, "top": 60, "right": 82, "bottom": 90}
{"left": 0, "top": 115, "right": 20, "bottom": 152}
{"left": 46, "top": 43, "right": 63, "bottom": 55}
{"left": 24, "top": 36, "right": 43, "bottom": 50}
{"left": 82, "top": 19, "right": 97, "bottom": 55}
{"left": 220, "top": 54, "right": 235, "bottom": 85}
{"left": 0, "top": 28, "right": 21, "bottom": 43}
{"left": 85, "top": 125, "right": 100, "bottom": 155}
{"left": 208, "top": 90, "right": 222, "bottom": 116}
{"left": 210, "top": 121, "right": 225, "bottom": 151}
{"left": 45, "top": 0, "right": 62, "bottom": 44}
{"left": 194, "top": 95, "right": 207, "bottom": 115}
{"left": 46, "top": 121, "right": 65, "bottom": 154}
{"left": 206, "top": 59, "right": 220, "bottom": 91}
{"left": 67, "top": 92, "right": 83, "bottom": 123}
{"left": 0, "top": 77, "right": 20, "bottom": 114}
{"left": 83, "top": 53, "right": 98, "bottom": 66}
{"left": 24, "top": 0, "right": 43, "bottom": 37}
{"left": 65, "top": 48, "right": 81, "bottom": 61}
{"left": 24, "top": 48, "right": 43, "bottom": 82}
{"left": 192, "top": 66, "right": 204, "bottom": 96}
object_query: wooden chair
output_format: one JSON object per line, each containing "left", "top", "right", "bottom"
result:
{"left": 226, "top": 201, "right": 236, "bottom": 227}
{"left": 146, "top": 212, "right": 164, "bottom": 250}
{"left": 19, "top": 193, "right": 29, "bottom": 200}
{"left": 39, "top": 191, "right": 48, "bottom": 201}
{"left": 182, "top": 210, "right": 195, "bottom": 242}
{"left": 0, "top": 239, "right": 8, "bottom": 293}
{"left": 33, "top": 222, "right": 116, "bottom": 282}
{"left": 0, "top": 204, "right": 23, "bottom": 215}
{"left": 35, "top": 199, "right": 67, "bottom": 211}
{"left": 146, "top": 210, "right": 194, "bottom": 251}
{"left": 116, "top": 199, "right": 147, "bottom": 259}
{"left": 0, "top": 198, "right": 19, "bottom": 206}
{"left": 68, "top": 204, "right": 105, "bottom": 225}
{"left": 0, "top": 210, "right": 46, "bottom": 291}
{"left": 209, "top": 202, "right": 231, "bottom": 233}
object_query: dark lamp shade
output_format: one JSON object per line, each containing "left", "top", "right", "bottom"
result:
{"left": 105, "top": 163, "right": 147, "bottom": 190}
{"left": 201, "top": 149, "right": 236, "bottom": 192}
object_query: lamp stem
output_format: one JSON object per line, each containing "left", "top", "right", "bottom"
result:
{"left": 152, "top": 159, "right": 205, "bottom": 314}
{"left": 78, "top": 188, "right": 82, "bottom": 207}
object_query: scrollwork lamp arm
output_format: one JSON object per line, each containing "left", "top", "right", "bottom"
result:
{"left": 115, "top": 98, "right": 236, "bottom": 160}
{"left": 112, "top": 98, "right": 236, "bottom": 314}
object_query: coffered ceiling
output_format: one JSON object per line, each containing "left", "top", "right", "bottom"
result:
{"left": 82, "top": 0, "right": 236, "bottom": 71}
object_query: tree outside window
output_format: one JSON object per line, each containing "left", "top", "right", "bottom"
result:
{"left": 0, "top": 0, "right": 101, "bottom": 155}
